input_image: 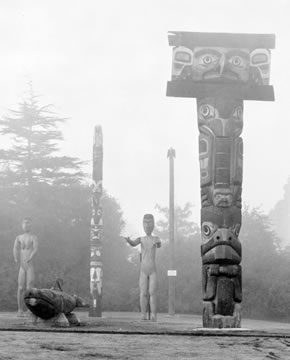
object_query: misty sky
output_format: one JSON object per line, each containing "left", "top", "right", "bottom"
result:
{"left": 0, "top": 0, "right": 289, "bottom": 235}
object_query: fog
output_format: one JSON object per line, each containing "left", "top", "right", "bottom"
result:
{"left": 0, "top": 0, "right": 289, "bottom": 239}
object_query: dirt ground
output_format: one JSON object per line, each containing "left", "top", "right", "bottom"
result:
{"left": 0, "top": 312, "right": 290, "bottom": 359}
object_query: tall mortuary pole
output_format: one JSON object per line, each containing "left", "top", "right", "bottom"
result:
{"left": 89, "top": 125, "right": 103, "bottom": 317}
{"left": 166, "top": 31, "right": 275, "bottom": 328}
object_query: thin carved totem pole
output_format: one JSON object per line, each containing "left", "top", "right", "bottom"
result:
{"left": 167, "top": 32, "right": 275, "bottom": 328}
{"left": 89, "top": 125, "right": 103, "bottom": 317}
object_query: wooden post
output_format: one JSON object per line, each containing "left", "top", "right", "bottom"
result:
{"left": 89, "top": 125, "right": 103, "bottom": 317}
{"left": 167, "top": 148, "right": 176, "bottom": 315}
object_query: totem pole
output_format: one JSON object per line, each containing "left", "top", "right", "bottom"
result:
{"left": 167, "top": 32, "right": 275, "bottom": 328}
{"left": 89, "top": 125, "right": 103, "bottom": 317}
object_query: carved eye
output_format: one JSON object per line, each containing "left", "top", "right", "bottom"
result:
{"left": 250, "top": 49, "right": 270, "bottom": 66}
{"left": 229, "top": 56, "right": 246, "bottom": 68}
{"left": 203, "top": 224, "right": 211, "bottom": 236}
{"left": 199, "top": 104, "right": 215, "bottom": 119}
{"left": 232, "top": 56, "right": 242, "bottom": 66}
{"left": 203, "top": 55, "right": 213, "bottom": 64}
{"left": 234, "top": 224, "right": 241, "bottom": 236}
{"left": 232, "top": 106, "right": 243, "bottom": 121}
{"left": 201, "top": 222, "right": 217, "bottom": 242}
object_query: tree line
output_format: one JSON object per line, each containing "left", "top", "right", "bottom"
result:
{"left": 0, "top": 90, "right": 289, "bottom": 322}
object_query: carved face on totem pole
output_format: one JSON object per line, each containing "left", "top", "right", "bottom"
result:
{"left": 172, "top": 46, "right": 271, "bottom": 86}
{"left": 201, "top": 206, "right": 241, "bottom": 265}
{"left": 192, "top": 47, "right": 250, "bottom": 82}
{"left": 143, "top": 214, "right": 155, "bottom": 236}
{"left": 90, "top": 266, "right": 103, "bottom": 295}
{"left": 198, "top": 98, "right": 243, "bottom": 207}
{"left": 198, "top": 97, "right": 243, "bottom": 136}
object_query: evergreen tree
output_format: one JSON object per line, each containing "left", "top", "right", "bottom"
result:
{"left": 154, "top": 203, "right": 201, "bottom": 314}
{"left": 154, "top": 202, "right": 199, "bottom": 241}
{"left": 0, "top": 89, "right": 84, "bottom": 189}
{"left": 269, "top": 177, "right": 290, "bottom": 247}
{"left": 0, "top": 184, "right": 131, "bottom": 311}
{"left": 240, "top": 206, "right": 286, "bottom": 319}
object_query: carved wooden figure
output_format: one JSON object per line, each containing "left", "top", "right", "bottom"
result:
{"left": 24, "top": 279, "right": 89, "bottom": 327}
{"left": 167, "top": 31, "right": 275, "bottom": 328}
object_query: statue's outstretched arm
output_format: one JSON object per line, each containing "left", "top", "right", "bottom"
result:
{"left": 124, "top": 237, "right": 141, "bottom": 247}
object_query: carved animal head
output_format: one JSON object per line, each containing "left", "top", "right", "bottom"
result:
{"left": 73, "top": 295, "right": 90, "bottom": 308}
{"left": 200, "top": 207, "right": 242, "bottom": 265}
{"left": 24, "top": 288, "right": 62, "bottom": 319}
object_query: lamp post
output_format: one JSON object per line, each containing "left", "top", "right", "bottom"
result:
{"left": 167, "top": 147, "right": 176, "bottom": 316}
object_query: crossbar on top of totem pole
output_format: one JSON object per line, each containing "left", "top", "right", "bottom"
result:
{"left": 166, "top": 31, "right": 275, "bottom": 329}
{"left": 167, "top": 31, "right": 275, "bottom": 101}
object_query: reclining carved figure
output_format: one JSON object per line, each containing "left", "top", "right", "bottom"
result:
{"left": 24, "top": 279, "right": 89, "bottom": 327}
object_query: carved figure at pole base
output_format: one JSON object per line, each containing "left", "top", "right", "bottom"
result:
{"left": 24, "top": 279, "right": 89, "bottom": 327}
{"left": 203, "top": 302, "right": 241, "bottom": 328}
{"left": 124, "top": 214, "right": 161, "bottom": 322}
{"left": 13, "top": 217, "right": 38, "bottom": 317}
{"left": 202, "top": 264, "right": 242, "bottom": 328}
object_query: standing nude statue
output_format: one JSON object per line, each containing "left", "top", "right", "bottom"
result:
{"left": 13, "top": 217, "right": 38, "bottom": 316}
{"left": 125, "top": 214, "right": 161, "bottom": 321}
